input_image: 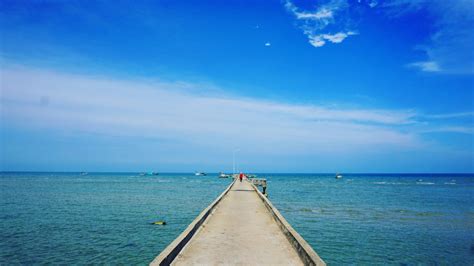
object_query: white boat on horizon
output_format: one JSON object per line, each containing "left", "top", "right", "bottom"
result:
{"left": 195, "top": 172, "right": 207, "bottom": 176}
{"left": 219, "top": 172, "right": 230, "bottom": 178}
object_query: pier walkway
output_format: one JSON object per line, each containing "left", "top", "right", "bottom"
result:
{"left": 151, "top": 179, "right": 325, "bottom": 265}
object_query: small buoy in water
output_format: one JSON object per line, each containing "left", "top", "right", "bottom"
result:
{"left": 152, "top": 221, "right": 166, "bottom": 225}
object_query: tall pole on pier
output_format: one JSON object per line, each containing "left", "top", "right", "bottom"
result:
{"left": 233, "top": 148, "right": 240, "bottom": 175}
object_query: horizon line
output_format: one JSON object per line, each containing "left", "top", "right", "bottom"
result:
{"left": 1, "top": 171, "right": 473, "bottom": 175}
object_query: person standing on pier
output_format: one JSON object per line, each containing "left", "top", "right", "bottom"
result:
{"left": 239, "top": 172, "right": 244, "bottom": 182}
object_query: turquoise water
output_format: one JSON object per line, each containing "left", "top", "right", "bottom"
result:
{"left": 1, "top": 173, "right": 473, "bottom": 264}
{"left": 268, "top": 174, "right": 474, "bottom": 265}
{"left": 0, "top": 173, "right": 231, "bottom": 264}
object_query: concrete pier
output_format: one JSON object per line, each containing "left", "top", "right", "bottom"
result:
{"left": 151, "top": 179, "right": 325, "bottom": 265}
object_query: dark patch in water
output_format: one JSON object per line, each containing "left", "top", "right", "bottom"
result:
{"left": 123, "top": 242, "right": 136, "bottom": 248}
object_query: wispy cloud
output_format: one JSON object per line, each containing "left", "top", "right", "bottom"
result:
{"left": 284, "top": 0, "right": 357, "bottom": 48}
{"left": 285, "top": 0, "right": 473, "bottom": 74}
{"left": 307, "top": 32, "right": 358, "bottom": 47}
{"left": 378, "top": 0, "right": 474, "bottom": 74}
{"left": 1, "top": 66, "right": 472, "bottom": 171}
{"left": 424, "top": 112, "right": 474, "bottom": 119}
{"left": 2, "top": 66, "right": 471, "bottom": 146}
{"left": 421, "top": 126, "right": 474, "bottom": 134}
{"left": 407, "top": 61, "right": 440, "bottom": 72}
{"left": 1, "top": 66, "right": 422, "bottom": 153}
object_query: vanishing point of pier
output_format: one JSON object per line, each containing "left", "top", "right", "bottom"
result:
{"left": 151, "top": 178, "right": 326, "bottom": 265}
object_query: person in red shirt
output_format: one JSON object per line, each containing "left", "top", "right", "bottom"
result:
{"left": 239, "top": 172, "right": 244, "bottom": 182}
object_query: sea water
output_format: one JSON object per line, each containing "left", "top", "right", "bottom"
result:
{"left": 267, "top": 174, "right": 474, "bottom": 265}
{"left": 1, "top": 173, "right": 473, "bottom": 264}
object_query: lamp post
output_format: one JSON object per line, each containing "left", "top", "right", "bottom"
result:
{"left": 233, "top": 148, "right": 240, "bottom": 175}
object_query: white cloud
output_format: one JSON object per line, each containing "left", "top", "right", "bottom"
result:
{"left": 421, "top": 126, "right": 474, "bottom": 134}
{"left": 424, "top": 112, "right": 474, "bottom": 119}
{"left": 307, "top": 31, "right": 358, "bottom": 47}
{"left": 323, "top": 33, "right": 347, "bottom": 43}
{"left": 308, "top": 35, "right": 326, "bottom": 47}
{"left": 1, "top": 66, "right": 472, "bottom": 171}
{"left": 285, "top": 0, "right": 356, "bottom": 48}
{"left": 381, "top": 0, "right": 474, "bottom": 74}
{"left": 369, "top": 1, "right": 378, "bottom": 8}
{"left": 1, "top": 66, "right": 428, "bottom": 155}
{"left": 324, "top": 31, "right": 357, "bottom": 43}
{"left": 285, "top": 0, "right": 473, "bottom": 74}
{"left": 295, "top": 7, "right": 334, "bottom": 20}
{"left": 408, "top": 61, "right": 441, "bottom": 72}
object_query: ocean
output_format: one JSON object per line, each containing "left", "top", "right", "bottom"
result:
{"left": 1, "top": 172, "right": 473, "bottom": 264}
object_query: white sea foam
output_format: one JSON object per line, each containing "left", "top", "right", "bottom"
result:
{"left": 373, "top": 182, "right": 405, "bottom": 185}
{"left": 416, "top": 182, "right": 435, "bottom": 185}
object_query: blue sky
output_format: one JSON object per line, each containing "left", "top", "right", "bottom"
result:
{"left": 1, "top": 0, "right": 473, "bottom": 172}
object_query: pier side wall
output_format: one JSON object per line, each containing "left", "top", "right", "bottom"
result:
{"left": 150, "top": 179, "right": 235, "bottom": 266}
{"left": 249, "top": 181, "right": 326, "bottom": 266}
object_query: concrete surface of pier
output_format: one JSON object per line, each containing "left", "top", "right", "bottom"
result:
{"left": 151, "top": 179, "right": 325, "bottom": 265}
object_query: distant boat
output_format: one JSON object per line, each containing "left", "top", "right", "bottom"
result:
{"left": 195, "top": 172, "right": 207, "bottom": 176}
{"left": 140, "top": 172, "right": 159, "bottom": 176}
{"left": 80, "top": 172, "right": 88, "bottom": 176}
{"left": 335, "top": 173, "right": 343, "bottom": 179}
{"left": 219, "top": 172, "right": 230, "bottom": 178}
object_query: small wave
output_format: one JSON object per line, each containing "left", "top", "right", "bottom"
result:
{"left": 416, "top": 182, "right": 435, "bottom": 185}
{"left": 444, "top": 182, "right": 456, "bottom": 185}
{"left": 149, "top": 179, "right": 171, "bottom": 183}
{"left": 373, "top": 182, "right": 405, "bottom": 185}
{"left": 415, "top": 211, "right": 443, "bottom": 217}
{"left": 393, "top": 209, "right": 408, "bottom": 213}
